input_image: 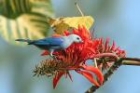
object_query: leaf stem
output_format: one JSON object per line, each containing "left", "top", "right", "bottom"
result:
{"left": 75, "top": 2, "right": 84, "bottom": 16}
{"left": 94, "top": 58, "right": 98, "bottom": 68}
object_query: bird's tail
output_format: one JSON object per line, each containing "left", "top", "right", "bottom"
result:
{"left": 15, "top": 39, "right": 33, "bottom": 44}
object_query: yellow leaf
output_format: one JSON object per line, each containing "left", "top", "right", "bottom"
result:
{"left": 50, "top": 16, "right": 94, "bottom": 34}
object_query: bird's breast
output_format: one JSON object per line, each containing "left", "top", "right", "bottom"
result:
{"left": 60, "top": 40, "right": 73, "bottom": 49}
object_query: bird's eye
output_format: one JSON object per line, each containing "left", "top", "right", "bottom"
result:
{"left": 77, "top": 37, "right": 80, "bottom": 40}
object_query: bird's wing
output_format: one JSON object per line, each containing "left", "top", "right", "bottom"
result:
{"left": 31, "top": 37, "right": 64, "bottom": 46}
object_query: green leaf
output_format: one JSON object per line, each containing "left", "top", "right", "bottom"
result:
{"left": 0, "top": 0, "right": 31, "bottom": 19}
{"left": 0, "top": 0, "right": 54, "bottom": 45}
{"left": 0, "top": 0, "right": 54, "bottom": 19}
{"left": 30, "top": 0, "right": 54, "bottom": 18}
{"left": 0, "top": 13, "right": 49, "bottom": 45}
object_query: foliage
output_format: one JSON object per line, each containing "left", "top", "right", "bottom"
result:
{"left": 50, "top": 16, "right": 94, "bottom": 34}
{"left": 0, "top": 0, "right": 54, "bottom": 45}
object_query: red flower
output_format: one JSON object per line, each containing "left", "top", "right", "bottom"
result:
{"left": 93, "top": 38, "right": 126, "bottom": 70}
{"left": 39, "top": 26, "right": 104, "bottom": 88}
{"left": 37, "top": 26, "right": 126, "bottom": 88}
{"left": 34, "top": 53, "right": 104, "bottom": 88}
{"left": 42, "top": 26, "right": 98, "bottom": 61}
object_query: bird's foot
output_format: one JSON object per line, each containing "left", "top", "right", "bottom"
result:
{"left": 50, "top": 55, "right": 58, "bottom": 60}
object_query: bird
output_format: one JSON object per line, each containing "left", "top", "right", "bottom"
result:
{"left": 16, "top": 34, "right": 83, "bottom": 57}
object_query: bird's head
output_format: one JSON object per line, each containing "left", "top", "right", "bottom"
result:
{"left": 68, "top": 34, "right": 83, "bottom": 43}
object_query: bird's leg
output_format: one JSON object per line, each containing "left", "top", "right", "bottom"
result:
{"left": 50, "top": 50, "right": 54, "bottom": 57}
{"left": 50, "top": 50, "right": 57, "bottom": 60}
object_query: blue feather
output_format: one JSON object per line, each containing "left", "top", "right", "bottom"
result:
{"left": 30, "top": 37, "right": 64, "bottom": 46}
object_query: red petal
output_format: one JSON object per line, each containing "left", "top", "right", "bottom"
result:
{"left": 64, "top": 31, "right": 70, "bottom": 35}
{"left": 53, "top": 72, "right": 64, "bottom": 89}
{"left": 77, "top": 70, "right": 100, "bottom": 86}
{"left": 111, "top": 41, "right": 116, "bottom": 50}
{"left": 41, "top": 50, "right": 49, "bottom": 56}
{"left": 83, "top": 65, "right": 104, "bottom": 85}
{"left": 105, "top": 38, "right": 110, "bottom": 52}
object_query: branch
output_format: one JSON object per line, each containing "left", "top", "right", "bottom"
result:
{"left": 85, "top": 57, "right": 140, "bottom": 93}
{"left": 122, "top": 58, "right": 140, "bottom": 66}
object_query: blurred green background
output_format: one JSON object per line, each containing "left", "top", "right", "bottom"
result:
{"left": 0, "top": 0, "right": 140, "bottom": 93}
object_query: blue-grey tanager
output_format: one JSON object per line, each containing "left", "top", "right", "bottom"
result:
{"left": 16, "top": 34, "right": 83, "bottom": 57}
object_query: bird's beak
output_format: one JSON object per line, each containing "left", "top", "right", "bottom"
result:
{"left": 80, "top": 40, "right": 84, "bottom": 43}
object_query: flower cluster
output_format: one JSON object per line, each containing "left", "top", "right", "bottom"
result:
{"left": 93, "top": 38, "right": 126, "bottom": 70}
{"left": 34, "top": 26, "right": 126, "bottom": 88}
